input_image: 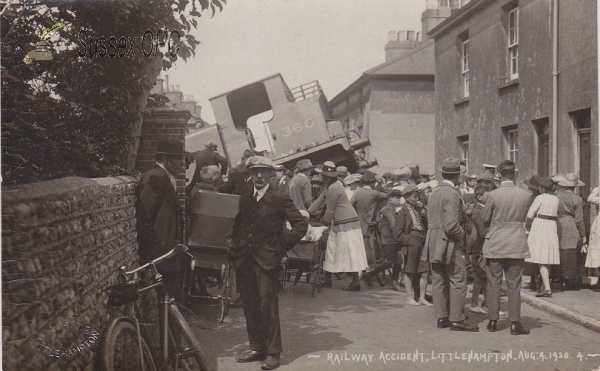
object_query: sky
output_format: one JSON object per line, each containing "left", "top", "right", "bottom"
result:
{"left": 167, "top": 0, "right": 427, "bottom": 124}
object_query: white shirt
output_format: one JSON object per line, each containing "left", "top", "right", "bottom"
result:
{"left": 253, "top": 183, "right": 270, "bottom": 202}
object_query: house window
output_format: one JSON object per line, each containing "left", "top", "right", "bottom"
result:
{"left": 508, "top": 8, "right": 519, "bottom": 80}
{"left": 461, "top": 39, "right": 469, "bottom": 98}
{"left": 504, "top": 127, "right": 519, "bottom": 163}
{"left": 458, "top": 135, "right": 469, "bottom": 173}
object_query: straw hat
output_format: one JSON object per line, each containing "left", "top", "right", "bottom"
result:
{"left": 558, "top": 173, "right": 585, "bottom": 187}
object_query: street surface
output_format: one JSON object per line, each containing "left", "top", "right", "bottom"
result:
{"left": 181, "top": 276, "right": 600, "bottom": 371}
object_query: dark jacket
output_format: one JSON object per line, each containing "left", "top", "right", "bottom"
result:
{"left": 136, "top": 166, "right": 183, "bottom": 273}
{"left": 223, "top": 168, "right": 253, "bottom": 196}
{"left": 230, "top": 186, "right": 308, "bottom": 271}
{"left": 393, "top": 204, "right": 425, "bottom": 254}
{"left": 189, "top": 148, "right": 228, "bottom": 190}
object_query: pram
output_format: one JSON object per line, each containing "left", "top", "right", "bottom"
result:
{"left": 185, "top": 190, "right": 240, "bottom": 322}
{"left": 279, "top": 222, "right": 327, "bottom": 297}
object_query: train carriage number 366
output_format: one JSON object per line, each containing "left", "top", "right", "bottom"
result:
{"left": 280, "top": 118, "right": 316, "bottom": 137}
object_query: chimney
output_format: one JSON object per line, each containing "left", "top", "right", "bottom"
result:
{"left": 384, "top": 30, "right": 421, "bottom": 62}
{"left": 151, "top": 75, "right": 164, "bottom": 94}
{"left": 421, "top": 0, "right": 455, "bottom": 42}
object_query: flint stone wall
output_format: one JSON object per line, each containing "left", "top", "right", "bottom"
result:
{"left": 2, "top": 176, "right": 145, "bottom": 371}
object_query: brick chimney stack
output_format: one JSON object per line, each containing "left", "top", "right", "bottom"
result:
{"left": 384, "top": 30, "right": 422, "bottom": 62}
{"left": 421, "top": 0, "right": 457, "bottom": 42}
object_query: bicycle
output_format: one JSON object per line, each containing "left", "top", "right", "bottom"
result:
{"left": 367, "top": 222, "right": 392, "bottom": 286}
{"left": 102, "top": 244, "right": 208, "bottom": 371}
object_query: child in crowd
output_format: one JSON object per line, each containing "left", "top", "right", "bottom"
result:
{"left": 469, "top": 184, "right": 491, "bottom": 314}
{"left": 394, "top": 185, "right": 432, "bottom": 306}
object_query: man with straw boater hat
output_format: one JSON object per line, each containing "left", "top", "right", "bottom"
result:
{"left": 230, "top": 156, "right": 307, "bottom": 370}
{"left": 423, "top": 158, "right": 478, "bottom": 332}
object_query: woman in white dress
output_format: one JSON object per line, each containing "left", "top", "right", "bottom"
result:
{"left": 585, "top": 186, "right": 600, "bottom": 291}
{"left": 525, "top": 176, "right": 560, "bottom": 297}
{"left": 308, "top": 161, "right": 368, "bottom": 291}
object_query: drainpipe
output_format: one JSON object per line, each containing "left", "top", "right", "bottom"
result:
{"left": 551, "top": 0, "right": 559, "bottom": 175}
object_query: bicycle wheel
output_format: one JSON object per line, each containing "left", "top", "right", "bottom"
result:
{"left": 101, "top": 318, "right": 157, "bottom": 371}
{"left": 219, "top": 265, "right": 234, "bottom": 322}
{"left": 168, "top": 304, "right": 208, "bottom": 371}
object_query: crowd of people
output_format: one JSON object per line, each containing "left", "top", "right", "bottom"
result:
{"left": 136, "top": 139, "right": 600, "bottom": 369}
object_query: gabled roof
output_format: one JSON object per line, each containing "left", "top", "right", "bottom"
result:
{"left": 330, "top": 40, "right": 435, "bottom": 106}
{"left": 364, "top": 40, "right": 435, "bottom": 76}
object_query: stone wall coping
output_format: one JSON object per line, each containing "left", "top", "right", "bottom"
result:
{"left": 1, "top": 176, "right": 138, "bottom": 203}
{"left": 145, "top": 107, "right": 193, "bottom": 119}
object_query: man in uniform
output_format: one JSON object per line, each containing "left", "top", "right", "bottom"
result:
{"left": 230, "top": 156, "right": 308, "bottom": 370}
{"left": 480, "top": 160, "right": 531, "bottom": 335}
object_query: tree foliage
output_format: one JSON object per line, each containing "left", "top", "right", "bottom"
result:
{"left": 1, "top": 0, "right": 225, "bottom": 185}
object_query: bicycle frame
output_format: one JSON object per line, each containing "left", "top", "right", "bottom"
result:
{"left": 117, "top": 244, "right": 195, "bottom": 369}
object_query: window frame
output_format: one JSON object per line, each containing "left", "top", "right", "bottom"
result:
{"left": 505, "top": 127, "right": 519, "bottom": 163}
{"left": 508, "top": 7, "right": 519, "bottom": 80}
{"left": 461, "top": 38, "right": 470, "bottom": 98}
{"left": 459, "top": 136, "right": 470, "bottom": 174}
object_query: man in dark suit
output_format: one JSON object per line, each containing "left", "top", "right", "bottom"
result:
{"left": 230, "top": 156, "right": 308, "bottom": 370}
{"left": 481, "top": 160, "right": 531, "bottom": 335}
{"left": 136, "top": 138, "right": 186, "bottom": 301}
{"left": 424, "top": 158, "right": 478, "bottom": 332}
{"left": 135, "top": 138, "right": 187, "bottom": 349}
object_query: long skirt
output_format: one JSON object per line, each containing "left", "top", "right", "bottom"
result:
{"left": 585, "top": 215, "right": 600, "bottom": 269}
{"left": 526, "top": 218, "right": 560, "bottom": 265}
{"left": 324, "top": 228, "right": 368, "bottom": 273}
{"left": 560, "top": 249, "right": 579, "bottom": 281}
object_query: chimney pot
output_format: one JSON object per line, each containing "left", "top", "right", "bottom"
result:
{"left": 398, "top": 31, "right": 407, "bottom": 40}
{"left": 426, "top": 0, "right": 438, "bottom": 9}
{"left": 407, "top": 30, "right": 415, "bottom": 41}
{"left": 388, "top": 31, "right": 398, "bottom": 41}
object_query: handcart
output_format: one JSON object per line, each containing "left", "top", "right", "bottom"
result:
{"left": 185, "top": 190, "right": 240, "bottom": 322}
{"left": 280, "top": 222, "right": 327, "bottom": 297}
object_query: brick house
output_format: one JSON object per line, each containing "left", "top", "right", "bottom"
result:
{"left": 429, "top": 0, "right": 598, "bottom": 225}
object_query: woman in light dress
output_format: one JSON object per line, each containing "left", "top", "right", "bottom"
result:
{"left": 525, "top": 176, "right": 560, "bottom": 297}
{"left": 585, "top": 186, "right": 600, "bottom": 291}
{"left": 308, "top": 161, "right": 368, "bottom": 291}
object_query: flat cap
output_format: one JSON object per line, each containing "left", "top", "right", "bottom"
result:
{"left": 246, "top": 156, "right": 274, "bottom": 169}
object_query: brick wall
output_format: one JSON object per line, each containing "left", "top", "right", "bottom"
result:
{"left": 1, "top": 176, "right": 142, "bottom": 371}
{"left": 135, "top": 107, "right": 191, "bottom": 211}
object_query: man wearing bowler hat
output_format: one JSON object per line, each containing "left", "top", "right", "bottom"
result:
{"left": 136, "top": 138, "right": 187, "bottom": 348}
{"left": 136, "top": 138, "right": 187, "bottom": 300}
{"left": 230, "top": 156, "right": 307, "bottom": 370}
{"left": 423, "top": 158, "right": 478, "bottom": 331}
{"left": 288, "top": 158, "right": 315, "bottom": 211}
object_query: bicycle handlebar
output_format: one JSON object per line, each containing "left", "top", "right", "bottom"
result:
{"left": 121, "top": 244, "right": 190, "bottom": 277}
